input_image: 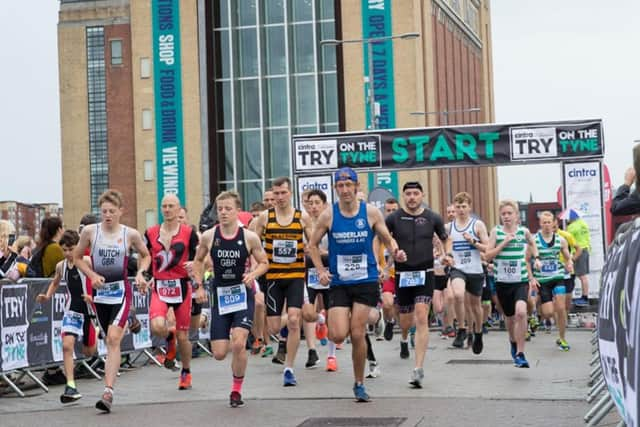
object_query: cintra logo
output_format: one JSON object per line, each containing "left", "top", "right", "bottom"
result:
{"left": 302, "top": 182, "right": 329, "bottom": 191}
{"left": 568, "top": 168, "right": 597, "bottom": 178}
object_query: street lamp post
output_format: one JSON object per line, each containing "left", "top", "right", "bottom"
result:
{"left": 321, "top": 32, "right": 420, "bottom": 130}
{"left": 410, "top": 108, "right": 481, "bottom": 203}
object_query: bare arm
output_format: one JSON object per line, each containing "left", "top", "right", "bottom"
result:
{"left": 244, "top": 230, "right": 269, "bottom": 286}
{"left": 560, "top": 236, "right": 574, "bottom": 274}
{"left": 129, "top": 229, "right": 151, "bottom": 294}
{"left": 483, "top": 228, "right": 504, "bottom": 261}
{"left": 368, "top": 205, "right": 405, "bottom": 262}
{"left": 471, "top": 220, "right": 490, "bottom": 252}
{"left": 73, "top": 225, "right": 103, "bottom": 287}
{"left": 525, "top": 229, "right": 542, "bottom": 271}
{"left": 308, "top": 208, "right": 332, "bottom": 286}
{"left": 249, "top": 210, "right": 268, "bottom": 237}
{"left": 36, "top": 261, "right": 63, "bottom": 302}
{"left": 192, "top": 229, "right": 214, "bottom": 303}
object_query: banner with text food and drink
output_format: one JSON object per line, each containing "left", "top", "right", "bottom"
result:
{"left": 293, "top": 119, "right": 604, "bottom": 174}
{"left": 152, "top": 0, "right": 186, "bottom": 215}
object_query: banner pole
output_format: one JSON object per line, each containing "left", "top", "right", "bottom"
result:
{"left": 0, "top": 372, "right": 25, "bottom": 397}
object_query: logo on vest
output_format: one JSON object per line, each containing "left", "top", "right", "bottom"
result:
{"left": 355, "top": 218, "right": 366, "bottom": 230}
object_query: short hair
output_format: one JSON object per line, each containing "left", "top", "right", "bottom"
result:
{"left": 454, "top": 192, "right": 473, "bottom": 205}
{"left": 179, "top": 206, "right": 188, "bottom": 213}
{"left": 59, "top": 230, "right": 80, "bottom": 247}
{"left": 301, "top": 189, "right": 313, "bottom": 200}
{"left": 250, "top": 201, "right": 266, "bottom": 211}
{"left": 98, "top": 189, "right": 124, "bottom": 208}
{"left": 384, "top": 198, "right": 399, "bottom": 205}
{"left": 498, "top": 199, "right": 519, "bottom": 212}
{"left": 538, "top": 211, "right": 555, "bottom": 221}
{"left": 215, "top": 191, "right": 242, "bottom": 208}
{"left": 15, "top": 236, "right": 32, "bottom": 253}
{"left": 80, "top": 213, "right": 99, "bottom": 227}
{"left": 307, "top": 189, "right": 327, "bottom": 204}
{"left": 272, "top": 176, "right": 291, "bottom": 189}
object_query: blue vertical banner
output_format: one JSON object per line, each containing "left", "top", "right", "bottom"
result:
{"left": 362, "top": 0, "right": 397, "bottom": 194}
{"left": 152, "top": 0, "right": 186, "bottom": 214}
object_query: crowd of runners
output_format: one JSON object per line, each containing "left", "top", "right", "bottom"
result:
{"left": 29, "top": 166, "right": 585, "bottom": 412}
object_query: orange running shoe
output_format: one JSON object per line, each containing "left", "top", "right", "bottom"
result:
{"left": 315, "top": 323, "right": 328, "bottom": 341}
{"left": 251, "top": 339, "right": 264, "bottom": 355}
{"left": 178, "top": 371, "right": 192, "bottom": 390}
{"left": 164, "top": 327, "right": 177, "bottom": 369}
{"left": 326, "top": 356, "right": 338, "bottom": 372}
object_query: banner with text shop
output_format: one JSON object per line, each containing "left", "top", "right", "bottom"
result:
{"left": 293, "top": 119, "right": 604, "bottom": 174}
{"left": 152, "top": 0, "right": 186, "bottom": 215}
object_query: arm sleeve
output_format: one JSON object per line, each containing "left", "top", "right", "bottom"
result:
{"left": 385, "top": 213, "right": 394, "bottom": 234}
{"left": 433, "top": 213, "right": 448, "bottom": 241}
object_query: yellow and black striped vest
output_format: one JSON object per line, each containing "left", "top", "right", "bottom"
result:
{"left": 264, "top": 208, "right": 305, "bottom": 280}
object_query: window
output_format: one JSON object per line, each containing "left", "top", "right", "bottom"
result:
{"left": 110, "top": 40, "right": 123, "bottom": 65}
{"left": 145, "top": 210, "right": 157, "bottom": 228}
{"left": 142, "top": 109, "right": 152, "bottom": 130}
{"left": 140, "top": 57, "right": 151, "bottom": 78}
{"left": 144, "top": 160, "right": 154, "bottom": 181}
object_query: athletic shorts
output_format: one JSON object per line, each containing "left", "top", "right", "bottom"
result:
{"left": 306, "top": 286, "right": 329, "bottom": 306}
{"left": 257, "top": 275, "right": 268, "bottom": 294}
{"left": 565, "top": 275, "right": 576, "bottom": 294}
{"left": 94, "top": 281, "right": 133, "bottom": 335}
{"left": 381, "top": 277, "right": 396, "bottom": 294}
{"left": 394, "top": 271, "right": 434, "bottom": 313}
{"left": 327, "top": 283, "right": 379, "bottom": 309}
{"left": 495, "top": 282, "right": 529, "bottom": 317}
{"left": 62, "top": 312, "right": 97, "bottom": 347}
{"left": 210, "top": 288, "right": 254, "bottom": 341}
{"left": 434, "top": 274, "right": 448, "bottom": 291}
{"left": 265, "top": 278, "right": 304, "bottom": 316}
{"left": 449, "top": 269, "right": 484, "bottom": 297}
{"left": 539, "top": 280, "right": 567, "bottom": 304}
{"left": 481, "top": 282, "right": 492, "bottom": 302}
{"left": 191, "top": 299, "right": 202, "bottom": 316}
{"left": 149, "top": 279, "right": 193, "bottom": 331}
{"left": 574, "top": 251, "right": 590, "bottom": 276}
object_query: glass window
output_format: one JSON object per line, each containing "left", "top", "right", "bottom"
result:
{"left": 265, "top": 77, "right": 287, "bottom": 127}
{"left": 236, "top": 0, "right": 256, "bottom": 27}
{"left": 293, "top": 75, "right": 316, "bottom": 126}
{"left": 321, "top": 73, "right": 338, "bottom": 123}
{"left": 264, "top": 25, "right": 286, "bottom": 75}
{"left": 237, "top": 28, "right": 258, "bottom": 77}
{"left": 144, "top": 160, "right": 154, "bottom": 181}
{"left": 110, "top": 40, "right": 122, "bottom": 65}
{"left": 140, "top": 57, "right": 151, "bottom": 78}
{"left": 319, "top": 22, "right": 336, "bottom": 71}
{"left": 265, "top": 128, "right": 290, "bottom": 178}
{"left": 237, "top": 130, "right": 262, "bottom": 180}
{"left": 319, "top": 0, "right": 335, "bottom": 20}
{"left": 215, "top": 30, "right": 230, "bottom": 78}
{"left": 218, "top": 132, "right": 235, "bottom": 181}
{"left": 238, "top": 79, "right": 260, "bottom": 128}
{"left": 216, "top": 80, "right": 233, "bottom": 129}
{"left": 293, "top": 126, "right": 317, "bottom": 135}
{"left": 238, "top": 181, "right": 263, "bottom": 211}
{"left": 215, "top": 0, "right": 229, "bottom": 28}
{"left": 292, "top": 0, "right": 313, "bottom": 22}
{"left": 142, "top": 109, "right": 153, "bottom": 130}
{"left": 264, "top": 0, "right": 284, "bottom": 24}
{"left": 321, "top": 123, "right": 339, "bottom": 133}
{"left": 292, "top": 23, "right": 314, "bottom": 73}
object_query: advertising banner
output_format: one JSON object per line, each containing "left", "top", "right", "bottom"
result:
{"left": 152, "top": 0, "right": 186, "bottom": 213}
{"left": 297, "top": 175, "right": 334, "bottom": 208}
{"left": 562, "top": 161, "right": 605, "bottom": 298}
{"left": 1, "top": 284, "right": 29, "bottom": 372}
{"left": 293, "top": 119, "right": 604, "bottom": 174}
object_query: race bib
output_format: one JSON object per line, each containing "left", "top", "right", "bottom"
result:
{"left": 217, "top": 284, "right": 248, "bottom": 315}
{"left": 398, "top": 271, "right": 426, "bottom": 288}
{"left": 540, "top": 259, "right": 558, "bottom": 277}
{"left": 62, "top": 310, "right": 84, "bottom": 336}
{"left": 273, "top": 240, "right": 297, "bottom": 264}
{"left": 307, "top": 268, "right": 326, "bottom": 290}
{"left": 496, "top": 260, "right": 522, "bottom": 283}
{"left": 94, "top": 280, "right": 125, "bottom": 304}
{"left": 157, "top": 279, "right": 183, "bottom": 304}
{"left": 337, "top": 254, "right": 368, "bottom": 282}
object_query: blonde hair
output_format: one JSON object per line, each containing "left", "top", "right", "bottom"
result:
{"left": 538, "top": 211, "right": 554, "bottom": 221}
{"left": 98, "top": 189, "right": 124, "bottom": 208}
{"left": 15, "top": 236, "right": 32, "bottom": 253}
{"left": 215, "top": 191, "right": 242, "bottom": 208}
{"left": 498, "top": 199, "right": 519, "bottom": 212}
{"left": 454, "top": 192, "right": 473, "bottom": 205}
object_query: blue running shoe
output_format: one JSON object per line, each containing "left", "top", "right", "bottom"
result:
{"left": 514, "top": 352, "right": 530, "bottom": 368}
{"left": 283, "top": 369, "right": 297, "bottom": 386}
{"left": 353, "top": 382, "right": 370, "bottom": 402}
{"left": 510, "top": 342, "right": 517, "bottom": 363}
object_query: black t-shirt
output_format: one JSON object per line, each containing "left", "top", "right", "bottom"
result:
{"left": 385, "top": 208, "right": 447, "bottom": 270}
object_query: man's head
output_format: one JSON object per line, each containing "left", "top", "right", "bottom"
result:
{"left": 59, "top": 229, "right": 80, "bottom": 261}
{"left": 250, "top": 201, "right": 266, "bottom": 218}
{"left": 215, "top": 191, "right": 242, "bottom": 226}
{"left": 79, "top": 213, "right": 99, "bottom": 233}
{"left": 402, "top": 182, "right": 424, "bottom": 212}
{"left": 538, "top": 211, "right": 555, "bottom": 233}
{"left": 498, "top": 199, "right": 519, "bottom": 226}
{"left": 453, "top": 192, "right": 473, "bottom": 218}
{"left": 334, "top": 167, "right": 359, "bottom": 203}
{"left": 98, "top": 189, "right": 124, "bottom": 226}
{"left": 301, "top": 189, "right": 313, "bottom": 214}
{"left": 306, "top": 189, "right": 327, "bottom": 218}
{"left": 383, "top": 198, "right": 399, "bottom": 217}
{"left": 161, "top": 194, "right": 181, "bottom": 222}
{"left": 177, "top": 207, "right": 189, "bottom": 225}
{"left": 446, "top": 204, "right": 456, "bottom": 222}
{"left": 263, "top": 189, "right": 275, "bottom": 208}
{"left": 271, "top": 177, "right": 292, "bottom": 209}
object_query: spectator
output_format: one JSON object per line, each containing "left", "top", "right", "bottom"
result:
{"left": 567, "top": 215, "right": 591, "bottom": 306}
{"left": 0, "top": 220, "right": 18, "bottom": 278}
{"left": 12, "top": 236, "right": 34, "bottom": 278}
{"left": 611, "top": 144, "right": 640, "bottom": 215}
{"left": 37, "top": 217, "right": 65, "bottom": 277}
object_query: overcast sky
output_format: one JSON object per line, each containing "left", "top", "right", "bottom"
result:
{"left": 1, "top": 1, "right": 638, "bottom": 205}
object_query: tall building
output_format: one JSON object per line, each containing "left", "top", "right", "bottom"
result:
{"left": 0, "top": 201, "right": 63, "bottom": 237}
{"left": 58, "top": 0, "right": 497, "bottom": 226}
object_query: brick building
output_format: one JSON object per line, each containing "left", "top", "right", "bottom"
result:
{"left": 0, "top": 201, "right": 63, "bottom": 238}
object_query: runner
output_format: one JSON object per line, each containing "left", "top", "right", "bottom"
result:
{"left": 432, "top": 240, "right": 456, "bottom": 339}
{"left": 377, "top": 198, "right": 399, "bottom": 341}
{"left": 74, "top": 189, "right": 151, "bottom": 413}
{"left": 555, "top": 218, "right": 582, "bottom": 313}
{"left": 251, "top": 177, "right": 312, "bottom": 386}
{"left": 145, "top": 195, "right": 199, "bottom": 388}
{"left": 192, "top": 191, "right": 269, "bottom": 408}
{"left": 531, "top": 211, "right": 574, "bottom": 351}
{"left": 484, "top": 200, "right": 541, "bottom": 368}
{"left": 385, "top": 182, "right": 449, "bottom": 387}
{"left": 263, "top": 189, "right": 275, "bottom": 209}
{"left": 308, "top": 167, "right": 406, "bottom": 402}
{"left": 37, "top": 230, "right": 97, "bottom": 403}
{"left": 447, "top": 192, "right": 490, "bottom": 353}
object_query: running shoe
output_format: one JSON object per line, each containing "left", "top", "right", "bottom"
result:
{"left": 452, "top": 329, "right": 466, "bottom": 348}
{"left": 229, "top": 391, "right": 244, "bottom": 408}
{"left": 353, "top": 383, "right": 371, "bottom": 402}
{"left": 528, "top": 316, "right": 539, "bottom": 334}
{"left": 482, "top": 322, "right": 490, "bottom": 335}
{"left": 400, "top": 341, "right": 410, "bottom": 359}
{"left": 283, "top": 369, "right": 297, "bottom": 386}
{"left": 164, "top": 328, "right": 177, "bottom": 369}
{"left": 315, "top": 323, "right": 328, "bottom": 342}
{"left": 384, "top": 321, "right": 395, "bottom": 341}
{"left": 409, "top": 326, "right": 416, "bottom": 349}
{"left": 261, "top": 346, "right": 274, "bottom": 358}
{"left": 366, "top": 361, "right": 381, "bottom": 378}
{"left": 60, "top": 385, "right": 82, "bottom": 403}
{"left": 556, "top": 338, "right": 570, "bottom": 352}
{"left": 305, "top": 349, "right": 319, "bottom": 369}
{"left": 472, "top": 333, "right": 483, "bottom": 355}
{"left": 272, "top": 346, "right": 286, "bottom": 365}
{"left": 466, "top": 331, "right": 473, "bottom": 348}
{"left": 326, "top": 356, "right": 338, "bottom": 372}
{"left": 447, "top": 326, "right": 457, "bottom": 338}
{"left": 95, "top": 389, "right": 113, "bottom": 413}
{"left": 178, "top": 371, "right": 192, "bottom": 390}
{"left": 374, "top": 314, "right": 384, "bottom": 341}
{"left": 409, "top": 368, "right": 424, "bottom": 389}
{"left": 250, "top": 339, "right": 264, "bottom": 355}
{"left": 510, "top": 342, "right": 517, "bottom": 363}
{"left": 514, "top": 352, "right": 530, "bottom": 368}
{"left": 573, "top": 296, "right": 589, "bottom": 306}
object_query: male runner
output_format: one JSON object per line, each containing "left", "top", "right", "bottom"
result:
{"left": 385, "top": 182, "right": 449, "bottom": 387}
{"left": 531, "top": 211, "right": 574, "bottom": 351}
{"left": 378, "top": 198, "right": 399, "bottom": 341}
{"left": 485, "top": 200, "right": 541, "bottom": 368}
{"left": 308, "top": 167, "right": 405, "bottom": 402}
{"left": 555, "top": 218, "right": 582, "bottom": 313}
{"left": 251, "top": 177, "right": 312, "bottom": 386}
{"left": 74, "top": 189, "right": 151, "bottom": 413}
{"left": 447, "top": 192, "right": 489, "bottom": 353}
{"left": 193, "top": 191, "right": 269, "bottom": 407}
{"left": 263, "top": 189, "right": 276, "bottom": 209}
{"left": 146, "top": 195, "right": 199, "bottom": 389}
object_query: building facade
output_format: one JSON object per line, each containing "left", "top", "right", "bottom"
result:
{"left": 0, "top": 201, "right": 63, "bottom": 238}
